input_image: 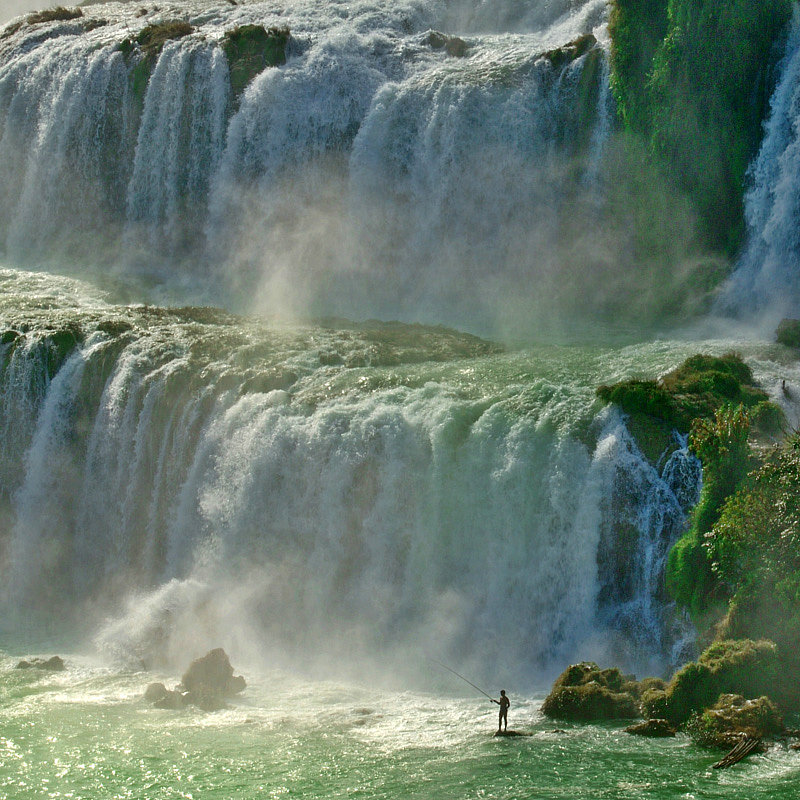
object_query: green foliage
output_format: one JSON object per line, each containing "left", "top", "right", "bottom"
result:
{"left": 648, "top": 639, "right": 782, "bottom": 725}
{"left": 221, "top": 25, "right": 290, "bottom": 99}
{"left": 609, "top": 0, "right": 669, "bottom": 132}
{"left": 666, "top": 404, "right": 752, "bottom": 616}
{"left": 701, "top": 435, "right": 800, "bottom": 674}
{"left": 596, "top": 352, "right": 773, "bottom": 434}
{"left": 609, "top": 0, "right": 792, "bottom": 254}
{"left": 596, "top": 379, "right": 676, "bottom": 422}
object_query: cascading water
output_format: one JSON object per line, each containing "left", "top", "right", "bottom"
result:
{"left": 0, "top": 267, "right": 715, "bottom": 683}
{"left": 0, "top": 0, "right": 796, "bottom": 685}
{"left": 0, "top": 0, "right": 612, "bottom": 333}
{"left": 720, "top": 6, "right": 800, "bottom": 319}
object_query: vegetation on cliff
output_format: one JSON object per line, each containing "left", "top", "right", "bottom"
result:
{"left": 609, "top": 0, "right": 793, "bottom": 254}
{"left": 221, "top": 25, "right": 290, "bottom": 100}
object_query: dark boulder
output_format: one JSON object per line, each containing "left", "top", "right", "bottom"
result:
{"left": 180, "top": 648, "right": 246, "bottom": 699}
{"left": 625, "top": 718, "right": 677, "bottom": 737}
{"left": 144, "top": 682, "right": 169, "bottom": 703}
{"left": 153, "top": 689, "right": 188, "bottom": 710}
{"left": 16, "top": 656, "right": 66, "bottom": 671}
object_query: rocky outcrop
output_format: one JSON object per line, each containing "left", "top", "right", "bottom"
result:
{"left": 221, "top": 25, "right": 290, "bottom": 99}
{"left": 641, "top": 639, "right": 783, "bottom": 726}
{"left": 16, "top": 656, "right": 66, "bottom": 671}
{"left": 180, "top": 647, "right": 246, "bottom": 698}
{"left": 542, "top": 662, "right": 641, "bottom": 721}
{"left": 144, "top": 649, "right": 246, "bottom": 711}
{"left": 687, "top": 694, "right": 783, "bottom": 749}
{"left": 542, "top": 34, "right": 596, "bottom": 70}
{"left": 422, "top": 31, "right": 468, "bottom": 57}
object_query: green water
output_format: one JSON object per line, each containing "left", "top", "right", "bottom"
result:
{"left": 2, "top": 653, "right": 799, "bottom": 800}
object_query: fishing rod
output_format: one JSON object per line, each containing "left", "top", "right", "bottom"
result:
{"left": 432, "top": 659, "right": 495, "bottom": 701}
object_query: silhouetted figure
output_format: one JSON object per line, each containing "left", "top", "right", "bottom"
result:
{"left": 492, "top": 690, "right": 510, "bottom": 732}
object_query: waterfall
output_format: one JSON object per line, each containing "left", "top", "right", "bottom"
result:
{"left": 0, "top": 269, "right": 705, "bottom": 680}
{"left": 720, "top": 7, "right": 800, "bottom": 318}
{"left": 0, "top": 0, "right": 612, "bottom": 330}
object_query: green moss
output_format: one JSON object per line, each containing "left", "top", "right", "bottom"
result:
{"left": 542, "top": 662, "right": 642, "bottom": 721}
{"left": 596, "top": 352, "right": 773, "bottom": 435}
{"left": 649, "top": 639, "right": 782, "bottom": 726}
{"left": 221, "top": 25, "right": 290, "bottom": 100}
{"left": 117, "top": 21, "right": 194, "bottom": 112}
{"left": 609, "top": 0, "right": 792, "bottom": 255}
{"left": 776, "top": 318, "right": 800, "bottom": 348}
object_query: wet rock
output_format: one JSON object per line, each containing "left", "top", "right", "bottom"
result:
{"left": 625, "top": 718, "right": 676, "bottom": 737}
{"left": 423, "top": 30, "right": 468, "bottom": 57}
{"left": 180, "top": 648, "right": 246, "bottom": 700}
{"left": 144, "top": 682, "right": 169, "bottom": 703}
{"left": 542, "top": 662, "right": 640, "bottom": 721}
{"left": 16, "top": 656, "right": 66, "bottom": 671}
{"left": 445, "top": 37, "right": 467, "bottom": 57}
{"left": 153, "top": 689, "right": 188, "bottom": 710}
{"left": 542, "top": 34, "right": 597, "bottom": 69}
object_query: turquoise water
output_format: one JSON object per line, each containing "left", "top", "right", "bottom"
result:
{"left": 2, "top": 652, "right": 800, "bottom": 800}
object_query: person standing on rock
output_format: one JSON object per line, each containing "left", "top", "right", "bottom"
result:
{"left": 492, "top": 690, "right": 510, "bottom": 732}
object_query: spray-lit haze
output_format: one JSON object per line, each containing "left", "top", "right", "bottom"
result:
{"left": 0, "top": 0, "right": 32, "bottom": 23}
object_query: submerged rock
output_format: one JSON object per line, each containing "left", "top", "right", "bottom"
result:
{"left": 625, "top": 718, "right": 676, "bottom": 737}
{"left": 422, "top": 30, "right": 468, "bottom": 57}
{"left": 16, "top": 656, "right": 66, "bottom": 671}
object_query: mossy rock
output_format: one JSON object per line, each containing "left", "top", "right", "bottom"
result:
{"left": 542, "top": 682, "right": 640, "bottom": 721}
{"left": 648, "top": 639, "right": 782, "bottom": 726}
{"left": 136, "top": 20, "right": 193, "bottom": 57}
{"left": 597, "top": 352, "right": 772, "bottom": 434}
{"left": 27, "top": 7, "right": 82, "bottom": 25}
{"left": 687, "top": 694, "right": 783, "bottom": 748}
{"left": 543, "top": 33, "right": 597, "bottom": 70}
{"left": 542, "top": 662, "right": 641, "bottom": 721}
{"left": 221, "top": 25, "right": 290, "bottom": 99}
{"left": 118, "top": 20, "right": 194, "bottom": 106}
{"left": 776, "top": 318, "right": 800, "bottom": 348}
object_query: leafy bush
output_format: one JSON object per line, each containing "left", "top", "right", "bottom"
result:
{"left": 703, "top": 435, "right": 800, "bottom": 663}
